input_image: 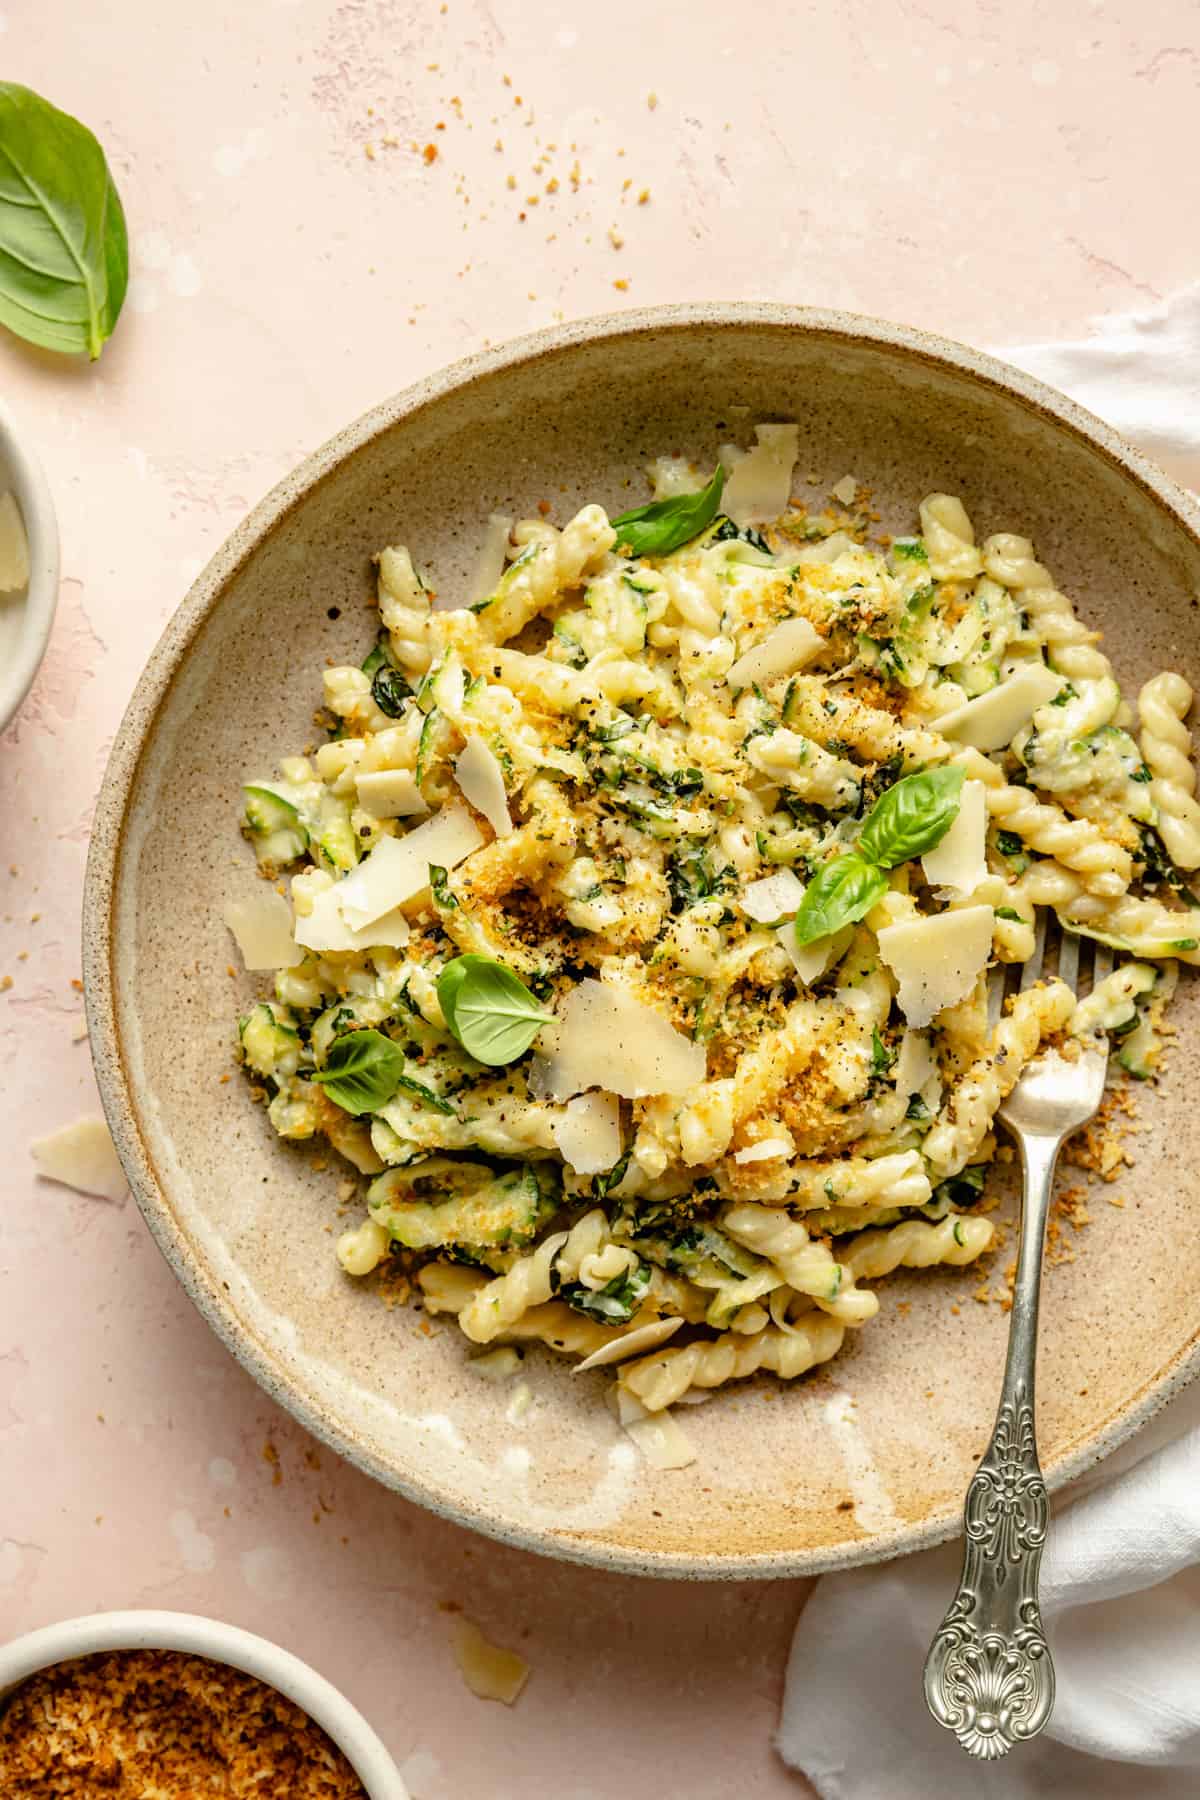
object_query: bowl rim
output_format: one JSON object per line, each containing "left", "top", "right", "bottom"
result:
{"left": 0, "top": 391, "right": 60, "bottom": 734}
{"left": 83, "top": 302, "right": 1200, "bottom": 1579}
{"left": 0, "top": 1608, "right": 408, "bottom": 1796}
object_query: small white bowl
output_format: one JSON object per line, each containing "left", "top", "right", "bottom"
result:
{"left": 0, "top": 1610, "right": 409, "bottom": 1797}
{"left": 0, "top": 393, "right": 59, "bottom": 734}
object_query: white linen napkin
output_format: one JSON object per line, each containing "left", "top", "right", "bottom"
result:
{"left": 778, "top": 287, "right": 1200, "bottom": 1800}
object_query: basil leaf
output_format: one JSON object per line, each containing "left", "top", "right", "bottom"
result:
{"left": 560, "top": 1261, "right": 651, "bottom": 1324}
{"left": 394, "top": 1073, "right": 457, "bottom": 1116}
{"left": 0, "top": 83, "right": 128, "bottom": 359}
{"left": 436, "top": 955, "right": 550, "bottom": 1066}
{"left": 436, "top": 953, "right": 480, "bottom": 1034}
{"left": 311, "top": 1028, "right": 406, "bottom": 1115}
{"left": 370, "top": 663, "right": 411, "bottom": 718}
{"left": 610, "top": 464, "right": 725, "bottom": 557}
{"left": 793, "top": 855, "right": 888, "bottom": 946}
{"left": 857, "top": 766, "right": 965, "bottom": 869}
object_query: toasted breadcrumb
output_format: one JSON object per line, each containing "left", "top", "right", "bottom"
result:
{"left": 0, "top": 1650, "right": 366, "bottom": 1797}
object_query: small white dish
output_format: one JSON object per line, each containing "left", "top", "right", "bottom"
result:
{"left": 0, "top": 392, "right": 59, "bottom": 733}
{"left": 0, "top": 1609, "right": 408, "bottom": 1797}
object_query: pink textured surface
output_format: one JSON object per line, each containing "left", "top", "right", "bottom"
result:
{"left": 2, "top": 3, "right": 1195, "bottom": 1794}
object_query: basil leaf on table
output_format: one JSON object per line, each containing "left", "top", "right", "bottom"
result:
{"left": 0, "top": 83, "right": 128, "bottom": 359}
{"left": 610, "top": 464, "right": 725, "bottom": 557}
{"left": 311, "top": 1027, "right": 407, "bottom": 1115}
{"left": 436, "top": 955, "right": 550, "bottom": 1066}
{"left": 856, "top": 766, "right": 965, "bottom": 869}
{"left": 793, "top": 855, "right": 888, "bottom": 946}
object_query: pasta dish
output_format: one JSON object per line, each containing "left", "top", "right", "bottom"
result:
{"left": 227, "top": 425, "right": 1197, "bottom": 1434}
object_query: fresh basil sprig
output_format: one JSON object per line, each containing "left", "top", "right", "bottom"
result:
{"left": 857, "top": 766, "right": 965, "bottom": 868}
{"left": 436, "top": 954, "right": 550, "bottom": 1066}
{"left": 0, "top": 83, "right": 128, "bottom": 359}
{"left": 610, "top": 464, "right": 725, "bottom": 558}
{"left": 790, "top": 766, "right": 966, "bottom": 952}
{"left": 793, "top": 854, "right": 888, "bottom": 946}
{"left": 311, "top": 1027, "right": 407, "bottom": 1115}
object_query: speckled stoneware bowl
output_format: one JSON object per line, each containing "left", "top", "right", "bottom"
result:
{"left": 85, "top": 305, "right": 1200, "bottom": 1578}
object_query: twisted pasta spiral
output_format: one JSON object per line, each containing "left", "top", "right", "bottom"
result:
{"left": 456, "top": 1209, "right": 619, "bottom": 1344}
{"left": 840, "top": 1214, "right": 994, "bottom": 1281}
{"left": 953, "top": 747, "right": 1131, "bottom": 894}
{"left": 1139, "top": 673, "right": 1200, "bottom": 870}
{"left": 1014, "top": 861, "right": 1200, "bottom": 963}
{"left": 418, "top": 1264, "right": 629, "bottom": 1359}
{"left": 618, "top": 1315, "right": 846, "bottom": 1412}
{"left": 722, "top": 1203, "right": 879, "bottom": 1324}
{"left": 1021, "top": 584, "right": 1115, "bottom": 685}
{"left": 923, "top": 980, "right": 1075, "bottom": 1179}
{"left": 980, "top": 533, "right": 1054, "bottom": 591}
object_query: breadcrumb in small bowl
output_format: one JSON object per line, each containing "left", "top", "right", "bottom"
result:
{"left": 0, "top": 1610, "right": 408, "bottom": 1799}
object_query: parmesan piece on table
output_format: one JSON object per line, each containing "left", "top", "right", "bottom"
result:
{"left": 31, "top": 1115, "right": 127, "bottom": 1202}
{"left": 452, "top": 1620, "right": 530, "bottom": 1706}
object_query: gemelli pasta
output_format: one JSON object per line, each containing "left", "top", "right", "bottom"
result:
{"left": 230, "top": 430, "right": 1194, "bottom": 1417}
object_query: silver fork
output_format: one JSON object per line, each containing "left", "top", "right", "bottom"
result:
{"left": 923, "top": 918, "right": 1112, "bottom": 1759}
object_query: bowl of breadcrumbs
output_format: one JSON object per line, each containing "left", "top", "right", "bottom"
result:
{"left": 0, "top": 1610, "right": 408, "bottom": 1798}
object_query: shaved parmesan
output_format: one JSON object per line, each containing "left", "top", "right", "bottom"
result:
{"left": 550, "top": 1090, "right": 622, "bottom": 1174}
{"left": 467, "top": 512, "right": 513, "bottom": 608}
{"left": 733, "top": 1135, "right": 794, "bottom": 1165}
{"left": 777, "top": 921, "right": 850, "bottom": 985}
{"left": 727, "top": 617, "right": 823, "bottom": 689}
{"left": 649, "top": 455, "right": 705, "bottom": 499}
{"left": 454, "top": 736, "right": 513, "bottom": 838}
{"left": 894, "top": 1030, "right": 937, "bottom": 1099}
{"left": 452, "top": 1620, "right": 530, "bottom": 1706}
{"left": 574, "top": 1316, "right": 683, "bottom": 1373}
{"left": 224, "top": 890, "right": 302, "bottom": 970}
{"left": 921, "top": 778, "right": 987, "bottom": 892}
{"left": 614, "top": 1389, "right": 697, "bottom": 1468}
{"left": 355, "top": 768, "right": 428, "bottom": 820}
{"left": 529, "top": 979, "right": 705, "bottom": 1101}
{"left": 831, "top": 474, "right": 858, "bottom": 506}
{"left": 721, "top": 423, "right": 800, "bottom": 526}
{"left": 31, "top": 1115, "right": 127, "bottom": 1202}
{"left": 293, "top": 884, "right": 411, "bottom": 953}
{"left": 0, "top": 491, "right": 29, "bottom": 593}
{"left": 336, "top": 805, "right": 483, "bottom": 928}
{"left": 877, "top": 904, "right": 995, "bottom": 1028}
{"left": 936, "top": 664, "right": 1064, "bottom": 752}
{"left": 741, "top": 868, "right": 806, "bottom": 923}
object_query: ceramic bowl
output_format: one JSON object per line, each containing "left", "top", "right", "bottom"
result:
{"left": 0, "top": 394, "right": 59, "bottom": 733}
{"left": 84, "top": 305, "right": 1200, "bottom": 1578}
{"left": 0, "top": 1610, "right": 407, "bottom": 1795}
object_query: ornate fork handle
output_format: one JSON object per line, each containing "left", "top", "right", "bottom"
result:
{"left": 923, "top": 1132, "right": 1060, "bottom": 1759}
